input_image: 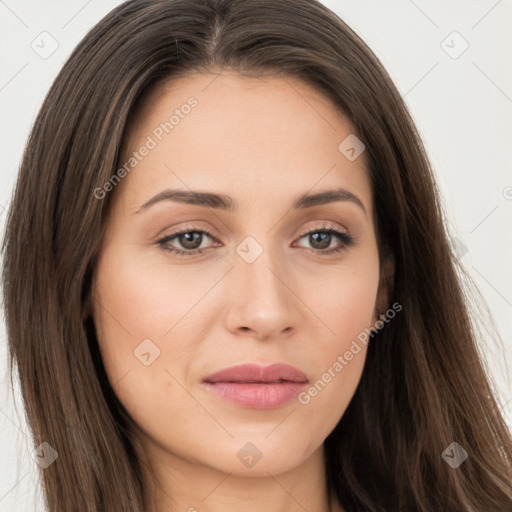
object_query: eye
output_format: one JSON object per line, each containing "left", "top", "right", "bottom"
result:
{"left": 155, "top": 222, "right": 356, "bottom": 257}
{"left": 294, "top": 223, "right": 355, "bottom": 254}
{"left": 156, "top": 227, "right": 218, "bottom": 257}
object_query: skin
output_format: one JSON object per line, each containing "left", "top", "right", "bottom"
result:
{"left": 91, "top": 71, "right": 392, "bottom": 512}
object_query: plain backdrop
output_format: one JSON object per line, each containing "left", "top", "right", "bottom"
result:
{"left": 1, "top": 1, "right": 511, "bottom": 510}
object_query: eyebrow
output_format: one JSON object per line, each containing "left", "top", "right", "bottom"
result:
{"left": 134, "top": 187, "right": 366, "bottom": 216}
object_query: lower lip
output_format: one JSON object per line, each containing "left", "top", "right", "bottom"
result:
{"left": 203, "top": 381, "right": 307, "bottom": 409}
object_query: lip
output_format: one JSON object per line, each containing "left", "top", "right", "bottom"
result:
{"left": 202, "top": 363, "right": 309, "bottom": 409}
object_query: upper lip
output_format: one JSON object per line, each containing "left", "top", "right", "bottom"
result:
{"left": 202, "top": 363, "right": 308, "bottom": 384}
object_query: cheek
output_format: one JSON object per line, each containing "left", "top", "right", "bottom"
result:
{"left": 299, "top": 251, "right": 380, "bottom": 350}
{"left": 92, "top": 249, "right": 214, "bottom": 336}
{"left": 90, "top": 244, "right": 231, "bottom": 426}
{"left": 290, "top": 253, "right": 379, "bottom": 420}
{"left": 91, "top": 243, "right": 225, "bottom": 366}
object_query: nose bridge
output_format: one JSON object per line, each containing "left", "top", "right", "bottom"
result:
{"left": 236, "top": 233, "right": 289, "bottom": 300}
{"left": 224, "top": 233, "right": 299, "bottom": 338}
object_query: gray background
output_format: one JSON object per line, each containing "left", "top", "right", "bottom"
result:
{"left": 1, "top": 1, "right": 511, "bottom": 510}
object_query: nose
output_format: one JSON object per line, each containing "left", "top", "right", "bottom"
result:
{"left": 223, "top": 244, "right": 302, "bottom": 341}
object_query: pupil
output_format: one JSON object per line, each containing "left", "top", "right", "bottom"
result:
{"left": 310, "top": 232, "right": 330, "bottom": 249}
{"left": 179, "top": 232, "right": 202, "bottom": 249}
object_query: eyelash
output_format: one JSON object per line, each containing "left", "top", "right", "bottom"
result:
{"left": 155, "top": 223, "right": 356, "bottom": 257}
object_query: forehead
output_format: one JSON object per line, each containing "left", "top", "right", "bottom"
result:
{"left": 115, "top": 71, "right": 372, "bottom": 217}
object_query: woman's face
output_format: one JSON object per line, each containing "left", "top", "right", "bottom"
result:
{"left": 91, "top": 71, "right": 385, "bottom": 477}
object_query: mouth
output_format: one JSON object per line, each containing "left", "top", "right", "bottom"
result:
{"left": 202, "top": 362, "right": 308, "bottom": 384}
{"left": 202, "top": 363, "right": 308, "bottom": 409}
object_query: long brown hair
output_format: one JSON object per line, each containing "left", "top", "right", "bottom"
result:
{"left": 2, "top": 0, "right": 512, "bottom": 510}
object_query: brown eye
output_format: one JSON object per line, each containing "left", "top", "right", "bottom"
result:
{"left": 157, "top": 229, "right": 216, "bottom": 256}
{"left": 295, "top": 224, "right": 356, "bottom": 255}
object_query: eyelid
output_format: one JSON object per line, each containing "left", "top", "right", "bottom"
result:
{"left": 155, "top": 222, "right": 221, "bottom": 241}
{"left": 295, "top": 221, "right": 349, "bottom": 239}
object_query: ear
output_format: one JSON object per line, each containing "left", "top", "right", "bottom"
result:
{"left": 372, "top": 250, "right": 395, "bottom": 325}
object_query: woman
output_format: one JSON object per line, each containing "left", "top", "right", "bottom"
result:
{"left": 2, "top": 0, "right": 512, "bottom": 511}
